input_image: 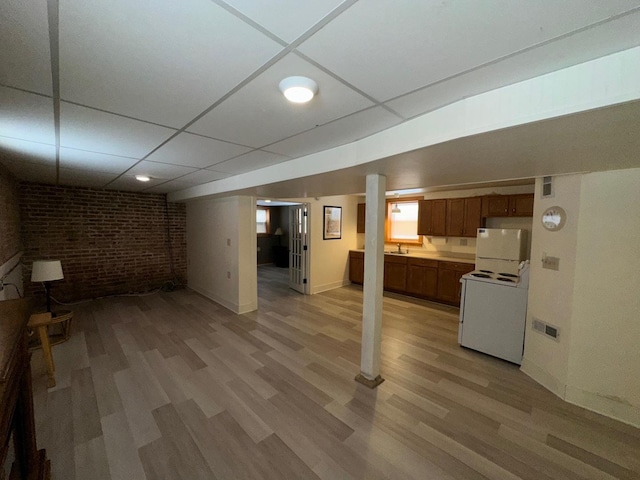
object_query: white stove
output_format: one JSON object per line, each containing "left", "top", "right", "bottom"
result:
{"left": 462, "top": 262, "right": 530, "bottom": 288}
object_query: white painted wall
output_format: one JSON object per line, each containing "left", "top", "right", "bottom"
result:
{"left": 186, "top": 195, "right": 257, "bottom": 314}
{"left": 567, "top": 168, "right": 640, "bottom": 426}
{"left": 522, "top": 174, "right": 582, "bottom": 396}
{"left": 522, "top": 168, "right": 640, "bottom": 427}
{"left": 306, "top": 195, "right": 359, "bottom": 294}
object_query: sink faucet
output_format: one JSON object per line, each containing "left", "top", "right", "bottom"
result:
{"left": 396, "top": 243, "right": 402, "bottom": 253}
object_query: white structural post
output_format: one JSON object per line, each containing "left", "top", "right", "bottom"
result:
{"left": 356, "top": 174, "right": 385, "bottom": 388}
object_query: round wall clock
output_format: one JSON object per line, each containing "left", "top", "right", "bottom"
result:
{"left": 541, "top": 206, "right": 567, "bottom": 231}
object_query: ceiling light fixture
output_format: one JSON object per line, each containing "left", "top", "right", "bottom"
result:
{"left": 279, "top": 76, "right": 318, "bottom": 103}
{"left": 264, "top": 199, "right": 272, "bottom": 203}
{"left": 391, "top": 193, "right": 401, "bottom": 214}
{"left": 135, "top": 175, "right": 151, "bottom": 182}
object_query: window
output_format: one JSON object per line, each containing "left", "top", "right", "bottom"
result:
{"left": 385, "top": 197, "right": 422, "bottom": 245}
{"left": 256, "top": 207, "right": 270, "bottom": 236}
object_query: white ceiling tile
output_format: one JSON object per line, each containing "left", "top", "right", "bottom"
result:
{"left": 0, "top": 137, "right": 56, "bottom": 166}
{"left": 222, "top": 0, "right": 346, "bottom": 42}
{"left": 60, "top": 102, "right": 176, "bottom": 158}
{"left": 188, "top": 53, "right": 374, "bottom": 147}
{"left": 60, "top": 148, "right": 139, "bottom": 174}
{"left": 267, "top": 107, "right": 402, "bottom": 158}
{"left": 386, "top": 11, "right": 640, "bottom": 119}
{"left": 176, "top": 169, "right": 232, "bottom": 185}
{"left": 143, "top": 179, "right": 196, "bottom": 194}
{"left": 126, "top": 160, "right": 197, "bottom": 181}
{"left": 0, "top": 0, "right": 52, "bottom": 95}
{"left": 0, "top": 87, "right": 55, "bottom": 145}
{"left": 298, "top": 0, "right": 640, "bottom": 101}
{"left": 209, "top": 150, "right": 290, "bottom": 175}
{"left": 59, "top": 0, "right": 283, "bottom": 127}
{"left": 105, "top": 175, "right": 168, "bottom": 192}
{"left": 0, "top": 158, "right": 57, "bottom": 184}
{"left": 146, "top": 132, "right": 252, "bottom": 169}
{"left": 58, "top": 168, "right": 118, "bottom": 188}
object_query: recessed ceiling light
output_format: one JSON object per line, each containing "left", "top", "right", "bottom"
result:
{"left": 264, "top": 199, "right": 272, "bottom": 203}
{"left": 135, "top": 175, "right": 151, "bottom": 182}
{"left": 279, "top": 76, "right": 318, "bottom": 103}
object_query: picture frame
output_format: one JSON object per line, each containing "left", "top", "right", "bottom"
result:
{"left": 323, "top": 206, "right": 342, "bottom": 240}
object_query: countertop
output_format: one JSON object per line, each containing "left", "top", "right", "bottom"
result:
{"left": 350, "top": 249, "right": 475, "bottom": 265}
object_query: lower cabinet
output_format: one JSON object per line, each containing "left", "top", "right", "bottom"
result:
{"left": 437, "top": 262, "right": 475, "bottom": 304}
{"left": 348, "top": 252, "right": 473, "bottom": 306}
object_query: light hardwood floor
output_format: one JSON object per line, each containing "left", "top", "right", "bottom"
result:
{"left": 30, "top": 265, "right": 640, "bottom": 479}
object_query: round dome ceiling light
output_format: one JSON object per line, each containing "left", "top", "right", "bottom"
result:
{"left": 135, "top": 175, "right": 151, "bottom": 182}
{"left": 279, "top": 76, "right": 318, "bottom": 103}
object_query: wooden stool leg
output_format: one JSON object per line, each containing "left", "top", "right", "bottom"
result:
{"left": 37, "top": 325, "right": 56, "bottom": 388}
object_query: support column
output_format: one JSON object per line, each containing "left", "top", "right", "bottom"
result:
{"left": 356, "top": 174, "right": 385, "bottom": 388}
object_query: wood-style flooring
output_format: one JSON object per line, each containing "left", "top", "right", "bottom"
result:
{"left": 30, "top": 265, "right": 640, "bottom": 479}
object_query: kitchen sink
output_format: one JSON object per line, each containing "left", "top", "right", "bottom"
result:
{"left": 385, "top": 251, "right": 408, "bottom": 254}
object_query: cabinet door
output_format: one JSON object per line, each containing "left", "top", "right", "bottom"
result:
{"left": 509, "top": 194, "right": 534, "bottom": 217}
{"left": 349, "top": 253, "right": 364, "bottom": 284}
{"left": 437, "top": 266, "right": 459, "bottom": 303}
{"left": 463, "top": 197, "right": 483, "bottom": 236}
{"left": 417, "top": 200, "right": 432, "bottom": 235}
{"left": 431, "top": 200, "right": 447, "bottom": 236}
{"left": 483, "top": 196, "right": 509, "bottom": 217}
{"left": 384, "top": 258, "right": 407, "bottom": 292}
{"left": 446, "top": 198, "right": 465, "bottom": 237}
{"left": 356, "top": 203, "right": 366, "bottom": 233}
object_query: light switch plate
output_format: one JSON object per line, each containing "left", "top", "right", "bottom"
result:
{"left": 542, "top": 256, "right": 560, "bottom": 271}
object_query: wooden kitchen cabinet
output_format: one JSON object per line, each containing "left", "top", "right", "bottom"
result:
{"left": 406, "top": 258, "right": 438, "bottom": 298}
{"left": 417, "top": 199, "right": 446, "bottom": 236}
{"left": 509, "top": 194, "right": 534, "bottom": 216}
{"left": 384, "top": 255, "right": 408, "bottom": 292}
{"left": 356, "top": 203, "right": 366, "bottom": 233}
{"left": 349, "top": 251, "right": 364, "bottom": 284}
{"left": 437, "top": 261, "right": 475, "bottom": 305}
{"left": 445, "top": 198, "right": 465, "bottom": 237}
{"left": 446, "top": 197, "right": 483, "bottom": 237}
{"left": 483, "top": 194, "right": 534, "bottom": 218}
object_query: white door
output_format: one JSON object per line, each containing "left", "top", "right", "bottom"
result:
{"left": 289, "top": 204, "right": 309, "bottom": 294}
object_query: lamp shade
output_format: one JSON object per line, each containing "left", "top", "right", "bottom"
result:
{"left": 31, "top": 260, "right": 64, "bottom": 282}
{"left": 274, "top": 227, "right": 283, "bottom": 236}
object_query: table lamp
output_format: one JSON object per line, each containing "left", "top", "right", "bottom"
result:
{"left": 274, "top": 227, "right": 283, "bottom": 246}
{"left": 31, "top": 260, "right": 64, "bottom": 312}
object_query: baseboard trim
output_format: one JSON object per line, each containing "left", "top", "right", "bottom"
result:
{"left": 520, "top": 357, "right": 567, "bottom": 399}
{"left": 565, "top": 385, "right": 640, "bottom": 428}
{"left": 188, "top": 284, "right": 242, "bottom": 315}
{"left": 310, "top": 279, "right": 350, "bottom": 295}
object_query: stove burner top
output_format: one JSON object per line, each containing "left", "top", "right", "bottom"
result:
{"left": 479, "top": 269, "right": 494, "bottom": 274}
{"left": 498, "top": 273, "right": 518, "bottom": 278}
{"left": 496, "top": 277, "right": 515, "bottom": 282}
{"left": 471, "top": 273, "right": 491, "bottom": 278}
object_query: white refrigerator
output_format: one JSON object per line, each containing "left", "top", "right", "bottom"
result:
{"left": 475, "top": 228, "right": 526, "bottom": 275}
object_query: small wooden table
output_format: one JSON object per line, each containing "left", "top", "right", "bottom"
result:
{"left": 27, "top": 310, "right": 73, "bottom": 388}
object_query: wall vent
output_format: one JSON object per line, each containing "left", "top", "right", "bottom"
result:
{"left": 532, "top": 317, "right": 560, "bottom": 341}
{"left": 542, "top": 176, "right": 554, "bottom": 198}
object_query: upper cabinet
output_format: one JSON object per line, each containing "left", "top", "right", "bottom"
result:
{"left": 357, "top": 203, "right": 366, "bottom": 233}
{"left": 445, "top": 197, "right": 482, "bottom": 237}
{"left": 417, "top": 199, "right": 446, "bottom": 236}
{"left": 482, "top": 193, "right": 534, "bottom": 217}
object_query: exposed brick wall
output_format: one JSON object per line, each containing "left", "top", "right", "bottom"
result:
{"left": 0, "top": 163, "right": 21, "bottom": 265}
{"left": 19, "top": 183, "right": 186, "bottom": 302}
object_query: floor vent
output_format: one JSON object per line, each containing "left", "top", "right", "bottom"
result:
{"left": 532, "top": 318, "right": 560, "bottom": 341}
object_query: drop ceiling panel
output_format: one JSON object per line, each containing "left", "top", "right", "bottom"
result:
{"left": 267, "top": 107, "right": 402, "bottom": 158}
{"left": 176, "top": 169, "right": 231, "bottom": 185}
{"left": 60, "top": 148, "right": 139, "bottom": 174}
{"left": 60, "top": 103, "right": 176, "bottom": 158}
{"left": 222, "top": 0, "right": 347, "bottom": 42}
{"left": 0, "top": 87, "right": 55, "bottom": 145}
{"left": 297, "top": 0, "right": 640, "bottom": 101}
{"left": 59, "top": 0, "right": 283, "bottom": 127}
{"left": 58, "top": 168, "right": 119, "bottom": 188}
{"left": 387, "top": 11, "right": 640, "bottom": 119}
{"left": 0, "top": 0, "right": 53, "bottom": 95}
{"left": 146, "top": 132, "right": 252, "bottom": 169}
{"left": 144, "top": 179, "right": 196, "bottom": 194}
{"left": 208, "top": 150, "right": 290, "bottom": 175}
{"left": 188, "top": 53, "right": 374, "bottom": 148}
{"left": 125, "top": 160, "right": 197, "bottom": 182}
{"left": 0, "top": 138, "right": 56, "bottom": 166}
{"left": 106, "top": 175, "right": 169, "bottom": 192}
{"left": 0, "top": 158, "right": 57, "bottom": 184}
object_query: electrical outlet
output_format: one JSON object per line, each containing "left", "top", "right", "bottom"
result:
{"left": 227, "top": 238, "right": 231, "bottom": 246}
{"left": 542, "top": 255, "right": 560, "bottom": 271}
{"left": 227, "top": 271, "right": 231, "bottom": 279}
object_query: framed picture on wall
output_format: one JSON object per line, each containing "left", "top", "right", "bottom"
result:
{"left": 323, "top": 206, "right": 342, "bottom": 240}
